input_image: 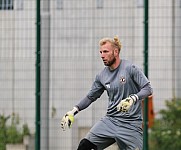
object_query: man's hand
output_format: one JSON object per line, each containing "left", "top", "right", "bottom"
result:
{"left": 61, "top": 113, "right": 74, "bottom": 131}
{"left": 117, "top": 94, "right": 138, "bottom": 112}
{"left": 61, "top": 107, "right": 78, "bottom": 131}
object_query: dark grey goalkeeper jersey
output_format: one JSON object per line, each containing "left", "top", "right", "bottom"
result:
{"left": 76, "top": 59, "right": 152, "bottom": 125}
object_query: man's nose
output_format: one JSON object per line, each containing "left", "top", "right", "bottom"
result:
{"left": 101, "top": 53, "right": 105, "bottom": 58}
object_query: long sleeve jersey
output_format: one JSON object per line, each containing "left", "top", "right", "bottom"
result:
{"left": 76, "top": 59, "right": 153, "bottom": 125}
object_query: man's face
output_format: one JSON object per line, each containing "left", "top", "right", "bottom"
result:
{"left": 99, "top": 42, "right": 116, "bottom": 67}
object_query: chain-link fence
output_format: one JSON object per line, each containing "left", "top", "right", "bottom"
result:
{"left": 0, "top": 0, "right": 181, "bottom": 149}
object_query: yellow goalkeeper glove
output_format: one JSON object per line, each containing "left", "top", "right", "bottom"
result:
{"left": 61, "top": 107, "right": 79, "bottom": 131}
{"left": 117, "top": 94, "right": 138, "bottom": 112}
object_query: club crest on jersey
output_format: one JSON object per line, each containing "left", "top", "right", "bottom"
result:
{"left": 120, "top": 76, "right": 126, "bottom": 84}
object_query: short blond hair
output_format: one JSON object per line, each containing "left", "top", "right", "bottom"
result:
{"left": 99, "top": 35, "right": 122, "bottom": 52}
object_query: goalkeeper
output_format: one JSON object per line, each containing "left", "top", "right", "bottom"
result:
{"left": 61, "top": 36, "right": 153, "bottom": 150}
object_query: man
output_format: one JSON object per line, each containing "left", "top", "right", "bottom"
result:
{"left": 61, "top": 36, "right": 153, "bottom": 150}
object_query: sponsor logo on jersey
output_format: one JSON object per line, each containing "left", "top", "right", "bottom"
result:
{"left": 105, "top": 83, "right": 110, "bottom": 89}
{"left": 120, "top": 76, "right": 126, "bottom": 84}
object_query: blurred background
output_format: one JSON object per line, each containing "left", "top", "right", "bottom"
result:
{"left": 0, "top": 0, "right": 181, "bottom": 150}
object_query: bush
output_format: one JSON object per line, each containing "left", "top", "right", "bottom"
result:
{"left": 23, "top": 123, "right": 30, "bottom": 136}
{"left": 0, "top": 113, "right": 30, "bottom": 150}
{"left": 6, "top": 124, "right": 23, "bottom": 144}
{"left": 149, "top": 99, "right": 181, "bottom": 150}
{"left": 0, "top": 115, "right": 10, "bottom": 150}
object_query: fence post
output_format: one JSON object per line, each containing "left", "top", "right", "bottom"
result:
{"left": 35, "top": 0, "right": 41, "bottom": 150}
{"left": 143, "top": 0, "right": 149, "bottom": 150}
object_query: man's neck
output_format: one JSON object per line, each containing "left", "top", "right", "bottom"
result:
{"left": 109, "top": 58, "right": 121, "bottom": 70}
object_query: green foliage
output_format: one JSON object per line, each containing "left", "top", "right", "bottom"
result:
{"left": 6, "top": 125, "right": 23, "bottom": 144}
{"left": 149, "top": 99, "right": 181, "bottom": 150}
{"left": 0, "top": 113, "right": 31, "bottom": 150}
{"left": 0, "top": 114, "right": 10, "bottom": 150}
{"left": 23, "top": 123, "right": 31, "bottom": 136}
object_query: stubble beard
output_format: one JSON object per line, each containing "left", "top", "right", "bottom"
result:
{"left": 104, "top": 57, "right": 116, "bottom": 67}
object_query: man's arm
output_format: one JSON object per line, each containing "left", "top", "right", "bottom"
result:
{"left": 130, "top": 64, "right": 153, "bottom": 100}
{"left": 137, "top": 82, "right": 153, "bottom": 100}
{"left": 75, "top": 96, "right": 94, "bottom": 111}
{"left": 117, "top": 83, "right": 152, "bottom": 112}
{"left": 61, "top": 74, "right": 104, "bottom": 131}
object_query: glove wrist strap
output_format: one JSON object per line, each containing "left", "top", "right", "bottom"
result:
{"left": 71, "top": 107, "right": 79, "bottom": 116}
{"left": 129, "top": 94, "right": 138, "bottom": 102}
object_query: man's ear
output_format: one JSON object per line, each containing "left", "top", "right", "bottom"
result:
{"left": 114, "top": 48, "right": 119, "bottom": 56}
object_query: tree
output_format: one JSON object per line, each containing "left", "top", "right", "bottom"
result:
{"left": 149, "top": 99, "right": 181, "bottom": 150}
